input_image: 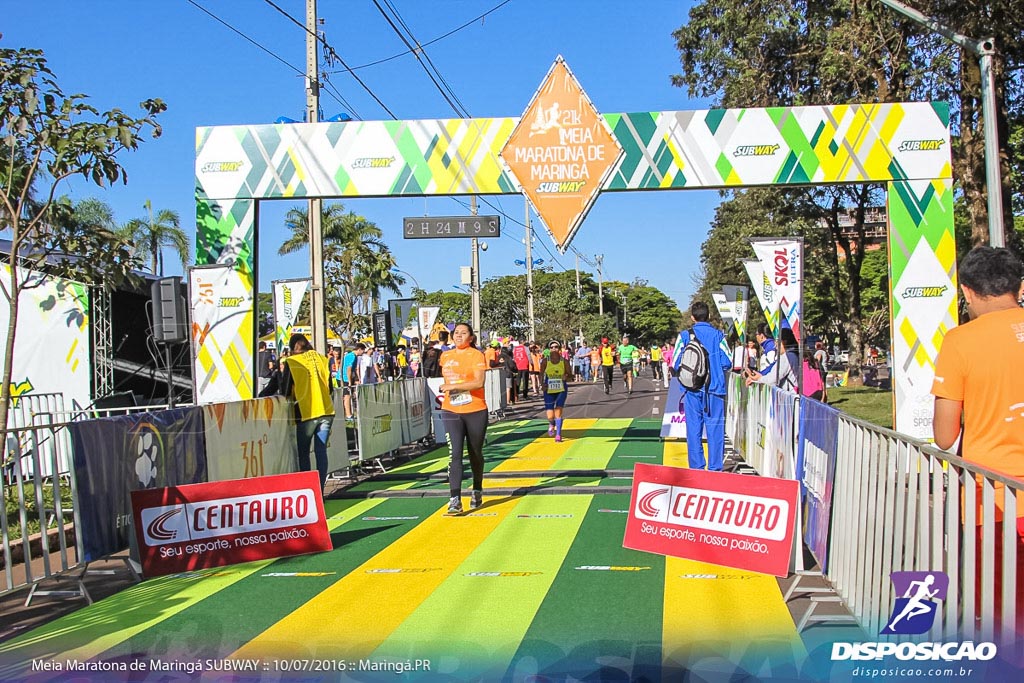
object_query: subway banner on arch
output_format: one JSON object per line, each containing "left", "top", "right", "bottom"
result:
{"left": 624, "top": 463, "right": 798, "bottom": 577}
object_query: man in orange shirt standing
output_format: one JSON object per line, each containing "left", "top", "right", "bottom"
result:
{"left": 932, "top": 246, "right": 1024, "bottom": 640}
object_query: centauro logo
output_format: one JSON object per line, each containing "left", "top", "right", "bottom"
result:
{"left": 352, "top": 157, "right": 395, "bottom": 169}
{"left": 139, "top": 488, "right": 318, "bottom": 546}
{"left": 371, "top": 414, "right": 393, "bottom": 435}
{"left": 466, "top": 571, "right": 543, "bottom": 577}
{"left": 366, "top": 568, "right": 441, "bottom": 574}
{"left": 898, "top": 139, "right": 945, "bottom": 152}
{"left": 201, "top": 161, "right": 244, "bottom": 173}
{"left": 733, "top": 144, "right": 780, "bottom": 157}
{"left": 219, "top": 297, "right": 244, "bottom": 307}
{"left": 902, "top": 285, "right": 947, "bottom": 299}
{"left": 536, "top": 181, "right": 586, "bottom": 193}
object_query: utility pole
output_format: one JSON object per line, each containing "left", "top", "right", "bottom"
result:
{"left": 877, "top": 0, "right": 1005, "bottom": 247}
{"left": 524, "top": 197, "right": 536, "bottom": 342}
{"left": 574, "top": 252, "right": 582, "bottom": 344}
{"left": 470, "top": 196, "right": 481, "bottom": 334}
{"left": 595, "top": 254, "right": 604, "bottom": 316}
{"left": 306, "top": 0, "right": 327, "bottom": 353}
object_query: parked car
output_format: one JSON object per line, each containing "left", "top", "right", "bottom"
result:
{"left": 832, "top": 349, "right": 850, "bottom": 365}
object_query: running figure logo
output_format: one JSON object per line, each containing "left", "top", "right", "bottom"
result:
{"left": 881, "top": 571, "right": 949, "bottom": 635}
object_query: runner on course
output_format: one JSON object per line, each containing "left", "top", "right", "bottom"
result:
{"left": 618, "top": 334, "right": 637, "bottom": 395}
{"left": 438, "top": 322, "right": 489, "bottom": 515}
{"left": 541, "top": 341, "right": 571, "bottom": 442}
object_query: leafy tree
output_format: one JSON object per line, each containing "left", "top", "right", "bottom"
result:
{"left": 412, "top": 289, "right": 471, "bottom": 329}
{"left": 907, "top": 1, "right": 1022, "bottom": 253}
{"left": 671, "top": 0, "right": 937, "bottom": 380}
{"left": 279, "top": 203, "right": 401, "bottom": 338}
{"left": 0, "top": 48, "right": 163, "bottom": 432}
{"left": 120, "top": 200, "right": 189, "bottom": 275}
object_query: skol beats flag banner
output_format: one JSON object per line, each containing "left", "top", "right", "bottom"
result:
{"left": 130, "top": 471, "right": 331, "bottom": 578}
{"left": 751, "top": 238, "right": 803, "bottom": 340}
{"left": 203, "top": 396, "right": 298, "bottom": 482}
{"left": 722, "top": 284, "right": 751, "bottom": 341}
{"left": 189, "top": 263, "right": 254, "bottom": 404}
{"left": 499, "top": 56, "right": 623, "bottom": 253}
{"left": 69, "top": 407, "right": 207, "bottom": 562}
{"left": 743, "top": 259, "right": 779, "bottom": 335}
{"left": 272, "top": 278, "right": 310, "bottom": 354}
{"left": 624, "top": 463, "right": 798, "bottom": 577}
{"left": 887, "top": 178, "right": 957, "bottom": 440}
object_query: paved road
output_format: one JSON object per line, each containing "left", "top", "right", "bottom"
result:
{"left": 502, "top": 368, "right": 671, "bottom": 421}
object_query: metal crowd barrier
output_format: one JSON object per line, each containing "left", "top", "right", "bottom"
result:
{"left": 829, "top": 414, "right": 1021, "bottom": 651}
{"left": 727, "top": 379, "right": 1022, "bottom": 652}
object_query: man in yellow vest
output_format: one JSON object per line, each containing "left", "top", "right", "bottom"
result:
{"left": 281, "top": 334, "right": 335, "bottom": 491}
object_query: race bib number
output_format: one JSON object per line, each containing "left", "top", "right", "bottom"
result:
{"left": 546, "top": 378, "right": 564, "bottom": 393}
{"left": 449, "top": 390, "right": 472, "bottom": 406}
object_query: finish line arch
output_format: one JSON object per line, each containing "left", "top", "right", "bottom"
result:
{"left": 194, "top": 99, "right": 954, "bottom": 440}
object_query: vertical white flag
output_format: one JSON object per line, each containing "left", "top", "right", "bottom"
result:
{"left": 711, "top": 291, "right": 735, "bottom": 329}
{"left": 272, "top": 278, "right": 310, "bottom": 353}
{"left": 750, "top": 239, "right": 803, "bottom": 340}
{"left": 418, "top": 306, "right": 440, "bottom": 340}
{"left": 743, "top": 259, "right": 778, "bottom": 335}
{"left": 722, "top": 284, "right": 750, "bottom": 340}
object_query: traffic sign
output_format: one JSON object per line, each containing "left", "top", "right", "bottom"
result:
{"left": 403, "top": 215, "right": 500, "bottom": 239}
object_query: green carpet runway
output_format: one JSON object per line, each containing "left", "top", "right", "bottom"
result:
{"left": 0, "top": 419, "right": 805, "bottom": 682}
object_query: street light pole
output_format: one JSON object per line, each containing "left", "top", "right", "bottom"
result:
{"left": 877, "top": 0, "right": 1005, "bottom": 247}
{"left": 525, "top": 196, "right": 536, "bottom": 342}
{"left": 392, "top": 267, "right": 422, "bottom": 344}
{"left": 306, "top": 0, "right": 327, "bottom": 353}
{"left": 470, "top": 196, "right": 481, "bottom": 334}
{"left": 595, "top": 254, "right": 604, "bottom": 316}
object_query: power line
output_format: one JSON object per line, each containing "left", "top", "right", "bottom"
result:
{"left": 185, "top": 0, "right": 354, "bottom": 116}
{"left": 371, "top": 0, "right": 470, "bottom": 117}
{"left": 261, "top": 0, "right": 397, "bottom": 118}
{"left": 187, "top": 0, "right": 302, "bottom": 75}
{"left": 329, "top": 0, "right": 513, "bottom": 74}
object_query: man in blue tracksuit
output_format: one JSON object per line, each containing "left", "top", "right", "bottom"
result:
{"left": 674, "top": 301, "right": 731, "bottom": 471}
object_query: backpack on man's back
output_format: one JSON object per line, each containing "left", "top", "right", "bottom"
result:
{"left": 677, "top": 330, "right": 710, "bottom": 392}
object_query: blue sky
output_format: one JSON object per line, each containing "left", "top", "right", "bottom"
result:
{"left": 3, "top": 0, "right": 722, "bottom": 310}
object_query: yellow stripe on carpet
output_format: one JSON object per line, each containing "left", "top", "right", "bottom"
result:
{"left": 663, "top": 439, "right": 697, "bottom": 468}
{"left": 662, "top": 557, "right": 804, "bottom": 670}
{"left": 230, "top": 497, "right": 518, "bottom": 660}
{"left": 491, "top": 418, "right": 598, "bottom": 473}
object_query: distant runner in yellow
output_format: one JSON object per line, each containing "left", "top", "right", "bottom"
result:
{"left": 541, "top": 341, "right": 571, "bottom": 442}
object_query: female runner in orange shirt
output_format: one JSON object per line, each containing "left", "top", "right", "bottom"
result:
{"left": 438, "top": 322, "right": 489, "bottom": 515}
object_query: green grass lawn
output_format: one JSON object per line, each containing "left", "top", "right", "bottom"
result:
{"left": 826, "top": 384, "right": 893, "bottom": 429}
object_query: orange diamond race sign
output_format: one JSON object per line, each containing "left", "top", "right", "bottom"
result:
{"left": 500, "top": 56, "right": 622, "bottom": 253}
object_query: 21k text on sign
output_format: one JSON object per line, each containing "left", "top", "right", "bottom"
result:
{"left": 623, "top": 463, "right": 798, "bottom": 577}
{"left": 131, "top": 471, "right": 331, "bottom": 578}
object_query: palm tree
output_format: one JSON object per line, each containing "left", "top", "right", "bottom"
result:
{"left": 120, "top": 200, "right": 190, "bottom": 275}
{"left": 279, "top": 203, "right": 402, "bottom": 336}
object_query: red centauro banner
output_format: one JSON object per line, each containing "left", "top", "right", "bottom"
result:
{"left": 130, "top": 471, "right": 331, "bottom": 578}
{"left": 623, "top": 463, "right": 798, "bottom": 577}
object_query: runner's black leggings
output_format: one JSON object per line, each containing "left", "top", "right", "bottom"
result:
{"left": 603, "top": 365, "right": 614, "bottom": 391}
{"left": 442, "top": 409, "right": 488, "bottom": 497}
